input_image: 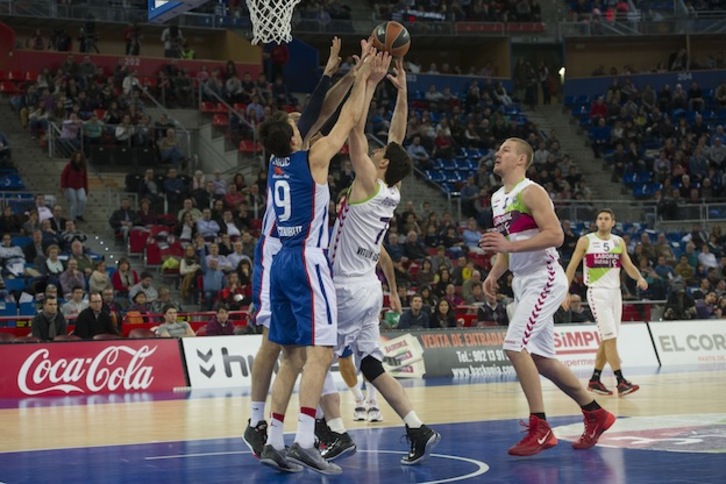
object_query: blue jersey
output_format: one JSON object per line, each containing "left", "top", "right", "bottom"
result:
{"left": 268, "top": 150, "right": 330, "bottom": 249}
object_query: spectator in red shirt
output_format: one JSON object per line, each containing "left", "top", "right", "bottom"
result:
{"left": 60, "top": 151, "right": 89, "bottom": 222}
{"left": 205, "top": 304, "right": 236, "bottom": 336}
{"left": 589, "top": 96, "right": 608, "bottom": 122}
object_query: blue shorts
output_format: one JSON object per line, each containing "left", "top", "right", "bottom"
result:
{"left": 269, "top": 247, "right": 337, "bottom": 346}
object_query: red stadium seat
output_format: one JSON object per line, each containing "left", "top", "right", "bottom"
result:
{"left": 25, "top": 70, "right": 38, "bottom": 82}
{"left": 54, "top": 334, "right": 82, "bottom": 341}
{"left": 212, "top": 113, "right": 229, "bottom": 127}
{"left": 128, "top": 328, "right": 156, "bottom": 339}
{"left": 0, "top": 81, "right": 18, "bottom": 95}
{"left": 239, "top": 140, "right": 262, "bottom": 153}
{"left": 200, "top": 101, "right": 216, "bottom": 113}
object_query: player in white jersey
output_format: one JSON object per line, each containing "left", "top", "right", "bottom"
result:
{"left": 481, "top": 138, "right": 615, "bottom": 457}
{"left": 318, "top": 56, "right": 441, "bottom": 465}
{"left": 564, "top": 209, "right": 647, "bottom": 397}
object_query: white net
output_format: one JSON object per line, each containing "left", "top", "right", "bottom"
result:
{"left": 245, "top": 0, "right": 302, "bottom": 45}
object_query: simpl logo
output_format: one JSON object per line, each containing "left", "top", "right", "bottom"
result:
{"left": 554, "top": 329, "right": 600, "bottom": 355}
{"left": 554, "top": 414, "right": 726, "bottom": 453}
{"left": 195, "top": 347, "right": 254, "bottom": 379}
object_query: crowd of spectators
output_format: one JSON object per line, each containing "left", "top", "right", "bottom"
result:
{"left": 372, "top": 0, "right": 542, "bottom": 23}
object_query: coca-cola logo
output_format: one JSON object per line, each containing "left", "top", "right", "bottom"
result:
{"left": 17, "top": 345, "right": 158, "bottom": 395}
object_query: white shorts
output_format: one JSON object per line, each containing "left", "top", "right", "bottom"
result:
{"left": 334, "top": 275, "right": 384, "bottom": 362}
{"left": 505, "top": 260, "right": 568, "bottom": 358}
{"left": 252, "top": 236, "right": 281, "bottom": 329}
{"left": 587, "top": 287, "right": 622, "bottom": 340}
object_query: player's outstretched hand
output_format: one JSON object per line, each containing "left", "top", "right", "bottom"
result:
{"left": 561, "top": 296, "right": 570, "bottom": 311}
{"left": 389, "top": 291, "right": 402, "bottom": 314}
{"left": 386, "top": 57, "right": 407, "bottom": 93}
{"left": 369, "top": 51, "right": 392, "bottom": 85}
{"left": 352, "top": 36, "right": 375, "bottom": 69}
{"left": 323, "top": 36, "right": 342, "bottom": 77}
{"left": 355, "top": 50, "right": 375, "bottom": 78}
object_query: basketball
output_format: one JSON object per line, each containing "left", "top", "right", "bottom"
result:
{"left": 371, "top": 21, "right": 411, "bottom": 58}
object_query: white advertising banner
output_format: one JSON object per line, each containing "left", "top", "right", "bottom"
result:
{"left": 554, "top": 323, "right": 659, "bottom": 370}
{"left": 182, "top": 335, "right": 347, "bottom": 390}
{"left": 650, "top": 320, "right": 726, "bottom": 365}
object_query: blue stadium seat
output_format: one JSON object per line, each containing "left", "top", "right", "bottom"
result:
{"left": 4, "top": 278, "right": 25, "bottom": 292}
{"left": 19, "top": 302, "right": 37, "bottom": 316}
{"left": 0, "top": 301, "right": 17, "bottom": 327}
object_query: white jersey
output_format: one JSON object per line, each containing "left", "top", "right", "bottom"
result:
{"left": 491, "top": 178, "right": 559, "bottom": 276}
{"left": 329, "top": 179, "right": 400, "bottom": 278}
{"left": 583, "top": 232, "right": 623, "bottom": 289}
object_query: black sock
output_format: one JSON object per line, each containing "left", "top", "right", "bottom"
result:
{"left": 531, "top": 412, "right": 546, "bottom": 420}
{"left": 614, "top": 370, "right": 625, "bottom": 383}
{"left": 581, "top": 400, "right": 601, "bottom": 412}
{"left": 591, "top": 369, "right": 602, "bottom": 382}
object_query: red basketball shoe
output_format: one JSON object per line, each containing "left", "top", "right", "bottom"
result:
{"left": 573, "top": 408, "right": 616, "bottom": 450}
{"left": 508, "top": 415, "right": 558, "bottom": 456}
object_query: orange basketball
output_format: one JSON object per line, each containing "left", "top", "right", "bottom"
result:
{"left": 371, "top": 21, "right": 411, "bottom": 58}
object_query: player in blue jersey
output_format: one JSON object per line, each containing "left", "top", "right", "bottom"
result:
{"left": 243, "top": 38, "right": 369, "bottom": 459}
{"left": 254, "top": 51, "right": 379, "bottom": 476}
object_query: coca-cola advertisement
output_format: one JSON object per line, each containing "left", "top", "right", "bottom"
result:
{"left": 0, "top": 340, "right": 187, "bottom": 398}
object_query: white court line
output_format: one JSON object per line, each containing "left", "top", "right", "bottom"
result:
{"left": 145, "top": 449, "right": 490, "bottom": 483}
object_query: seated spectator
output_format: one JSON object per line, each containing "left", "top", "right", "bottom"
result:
{"left": 197, "top": 208, "right": 221, "bottom": 240}
{"left": 59, "top": 113, "right": 83, "bottom": 153}
{"left": 62, "top": 221, "right": 89, "bottom": 252}
{"left": 177, "top": 198, "right": 203, "bottom": 223}
{"left": 151, "top": 286, "right": 183, "bottom": 313}
{"left": 461, "top": 218, "right": 483, "bottom": 254}
{"left": 218, "top": 271, "right": 252, "bottom": 310}
{"left": 415, "top": 258, "right": 435, "bottom": 288}
{"left": 179, "top": 244, "right": 202, "bottom": 300}
{"left": 51, "top": 204, "right": 69, "bottom": 234}
{"left": 129, "top": 271, "right": 159, "bottom": 303}
{"left": 477, "top": 293, "right": 509, "bottom": 326}
{"left": 31, "top": 296, "right": 66, "bottom": 341}
{"left": 127, "top": 291, "right": 151, "bottom": 322}
{"left": 403, "top": 231, "right": 427, "bottom": 261}
{"left": 556, "top": 294, "right": 594, "bottom": 324}
{"left": 38, "top": 244, "right": 64, "bottom": 286}
{"left": 461, "top": 270, "right": 482, "bottom": 303}
{"left": 112, "top": 258, "right": 139, "bottom": 299}
{"left": 0, "top": 206, "right": 23, "bottom": 235}
{"left": 156, "top": 304, "right": 195, "bottom": 338}
{"left": 406, "top": 135, "right": 430, "bottom": 169}
{"left": 110, "top": 197, "right": 140, "bottom": 239}
{"left": 205, "top": 243, "right": 232, "bottom": 272}
{"left": 397, "top": 294, "right": 430, "bottom": 330}
{"left": 69, "top": 240, "right": 94, "bottom": 276}
{"left": 663, "top": 281, "right": 697, "bottom": 320}
{"left": 654, "top": 255, "right": 676, "bottom": 282}
{"left": 430, "top": 299, "right": 458, "bottom": 329}
{"left": 464, "top": 283, "right": 487, "bottom": 305}
{"left": 442, "top": 283, "right": 463, "bottom": 309}
{"left": 89, "top": 260, "right": 112, "bottom": 295}
{"left": 61, "top": 285, "right": 88, "bottom": 319}
{"left": 158, "top": 129, "right": 185, "bottom": 169}
{"left": 163, "top": 168, "right": 187, "bottom": 213}
{"left": 383, "top": 232, "right": 404, "bottom": 262}
{"left": 695, "top": 291, "right": 719, "bottom": 319}
{"left": 34, "top": 194, "right": 53, "bottom": 223}
{"left": 205, "top": 304, "right": 236, "bottom": 336}
{"left": 73, "top": 292, "right": 118, "bottom": 339}
{"left": 23, "top": 229, "right": 45, "bottom": 264}
{"left": 699, "top": 244, "right": 719, "bottom": 269}
{"left": 102, "top": 287, "right": 125, "bottom": 332}
{"left": 115, "top": 114, "right": 135, "bottom": 145}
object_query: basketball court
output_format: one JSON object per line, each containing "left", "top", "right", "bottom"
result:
{"left": 1, "top": 364, "right": 723, "bottom": 483}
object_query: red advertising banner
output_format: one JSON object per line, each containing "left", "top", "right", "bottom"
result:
{"left": 0, "top": 340, "right": 187, "bottom": 398}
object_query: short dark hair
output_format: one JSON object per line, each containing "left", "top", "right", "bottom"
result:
{"left": 72, "top": 285, "right": 84, "bottom": 293}
{"left": 216, "top": 303, "right": 229, "bottom": 313}
{"left": 162, "top": 304, "right": 177, "bottom": 314}
{"left": 383, "top": 142, "right": 413, "bottom": 187}
{"left": 258, "top": 111, "right": 293, "bottom": 158}
{"left": 596, "top": 208, "right": 616, "bottom": 220}
{"left": 140, "top": 271, "right": 153, "bottom": 280}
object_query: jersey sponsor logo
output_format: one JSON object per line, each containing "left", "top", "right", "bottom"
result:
{"left": 585, "top": 253, "right": 622, "bottom": 268}
{"left": 381, "top": 197, "right": 398, "bottom": 207}
{"left": 356, "top": 246, "right": 380, "bottom": 262}
{"left": 277, "top": 226, "right": 303, "bottom": 237}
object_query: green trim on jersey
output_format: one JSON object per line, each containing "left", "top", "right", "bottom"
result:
{"left": 347, "top": 180, "right": 382, "bottom": 206}
{"left": 505, "top": 190, "right": 530, "bottom": 215}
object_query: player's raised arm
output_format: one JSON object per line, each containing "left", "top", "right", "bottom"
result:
{"left": 348, "top": 51, "right": 392, "bottom": 196}
{"left": 387, "top": 57, "right": 408, "bottom": 145}
{"left": 298, "top": 36, "right": 341, "bottom": 142}
{"left": 308, "top": 54, "right": 373, "bottom": 175}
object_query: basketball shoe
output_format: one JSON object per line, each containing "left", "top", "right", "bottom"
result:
{"left": 320, "top": 431, "right": 357, "bottom": 461}
{"left": 508, "top": 415, "right": 558, "bottom": 456}
{"left": 617, "top": 380, "right": 640, "bottom": 397}
{"left": 314, "top": 419, "right": 336, "bottom": 450}
{"left": 587, "top": 380, "right": 613, "bottom": 396}
{"left": 353, "top": 400, "right": 367, "bottom": 421}
{"left": 572, "top": 408, "right": 616, "bottom": 450}
{"left": 287, "top": 443, "right": 342, "bottom": 475}
{"left": 401, "top": 424, "right": 441, "bottom": 465}
{"left": 367, "top": 401, "right": 383, "bottom": 422}
{"left": 259, "top": 445, "right": 302, "bottom": 473}
{"left": 243, "top": 419, "right": 268, "bottom": 457}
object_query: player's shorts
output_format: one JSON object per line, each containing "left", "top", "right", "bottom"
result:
{"left": 587, "top": 286, "right": 622, "bottom": 340}
{"left": 504, "top": 259, "right": 568, "bottom": 358}
{"left": 268, "top": 247, "right": 337, "bottom": 346}
{"left": 334, "top": 274, "right": 384, "bottom": 362}
{"left": 251, "top": 235, "right": 281, "bottom": 329}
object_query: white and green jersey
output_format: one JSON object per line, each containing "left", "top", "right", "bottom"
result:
{"left": 583, "top": 232, "right": 623, "bottom": 289}
{"left": 329, "top": 179, "right": 400, "bottom": 279}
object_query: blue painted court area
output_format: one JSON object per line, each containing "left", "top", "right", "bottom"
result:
{"left": 1, "top": 417, "right": 722, "bottom": 484}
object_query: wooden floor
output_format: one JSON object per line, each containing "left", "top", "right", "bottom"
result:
{"left": 1, "top": 367, "right": 725, "bottom": 483}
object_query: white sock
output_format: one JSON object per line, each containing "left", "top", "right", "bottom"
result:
{"left": 350, "top": 384, "right": 365, "bottom": 402}
{"left": 403, "top": 411, "right": 423, "bottom": 429}
{"left": 295, "top": 412, "right": 316, "bottom": 449}
{"left": 315, "top": 406, "right": 325, "bottom": 419}
{"left": 327, "top": 417, "right": 346, "bottom": 434}
{"left": 266, "top": 414, "right": 285, "bottom": 450}
{"left": 250, "top": 401, "right": 265, "bottom": 426}
{"left": 366, "top": 384, "right": 378, "bottom": 403}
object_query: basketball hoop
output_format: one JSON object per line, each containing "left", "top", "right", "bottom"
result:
{"left": 245, "top": 0, "right": 302, "bottom": 45}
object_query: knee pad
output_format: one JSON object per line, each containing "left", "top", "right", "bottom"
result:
{"left": 360, "top": 355, "right": 385, "bottom": 383}
{"left": 338, "top": 355, "right": 359, "bottom": 388}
